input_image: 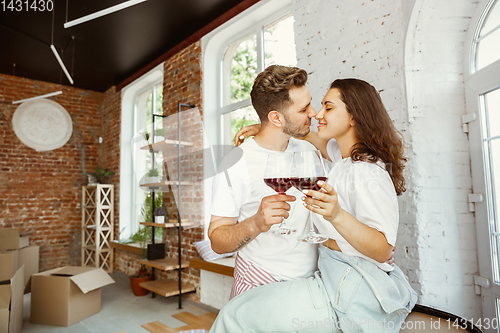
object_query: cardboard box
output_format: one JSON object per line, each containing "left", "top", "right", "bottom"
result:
{"left": 0, "top": 229, "right": 29, "bottom": 251}
{"left": 0, "top": 266, "right": 24, "bottom": 333}
{"left": 0, "top": 246, "right": 39, "bottom": 293}
{"left": 0, "top": 251, "right": 18, "bottom": 282}
{"left": 30, "top": 266, "right": 115, "bottom": 327}
{"left": 18, "top": 246, "right": 39, "bottom": 293}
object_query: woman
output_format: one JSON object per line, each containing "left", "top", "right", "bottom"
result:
{"left": 209, "top": 78, "right": 417, "bottom": 333}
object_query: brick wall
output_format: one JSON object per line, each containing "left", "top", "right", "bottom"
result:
{"left": 293, "top": 0, "right": 482, "bottom": 318}
{"left": 99, "top": 86, "right": 121, "bottom": 245}
{"left": 160, "top": 40, "right": 204, "bottom": 288}
{"left": 0, "top": 74, "right": 104, "bottom": 271}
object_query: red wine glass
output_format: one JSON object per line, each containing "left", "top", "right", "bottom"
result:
{"left": 292, "top": 150, "right": 329, "bottom": 243}
{"left": 263, "top": 153, "right": 296, "bottom": 235}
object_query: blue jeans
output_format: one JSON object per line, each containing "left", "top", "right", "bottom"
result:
{"left": 209, "top": 247, "right": 416, "bottom": 333}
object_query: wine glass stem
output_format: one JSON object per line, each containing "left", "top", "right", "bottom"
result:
{"left": 308, "top": 211, "right": 315, "bottom": 233}
{"left": 279, "top": 193, "right": 287, "bottom": 227}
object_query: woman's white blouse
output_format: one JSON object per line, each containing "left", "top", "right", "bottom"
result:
{"left": 316, "top": 139, "right": 399, "bottom": 272}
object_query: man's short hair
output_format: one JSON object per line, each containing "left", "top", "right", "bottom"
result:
{"left": 250, "top": 65, "right": 308, "bottom": 124}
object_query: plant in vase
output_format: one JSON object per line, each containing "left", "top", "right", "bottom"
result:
{"left": 89, "top": 165, "right": 115, "bottom": 184}
{"left": 154, "top": 206, "right": 167, "bottom": 224}
{"left": 153, "top": 128, "right": 165, "bottom": 142}
{"left": 128, "top": 264, "right": 152, "bottom": 296}
{"left": 146, "top": 168, "right": 161, "bottom": 184}
{"left": 116, "top": 229, "right": 152, "bottom": 296}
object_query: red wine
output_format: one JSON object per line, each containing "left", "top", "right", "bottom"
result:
{"left": 264, "top": 178, "right": 292, "bottom": 194}
{"left": 291, "top": 177, "right": 327, "bottom": 191}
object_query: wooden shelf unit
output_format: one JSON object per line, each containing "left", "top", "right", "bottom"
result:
{"left": 141, "top": 104, "right": 197, "bottom": 307}
{"left": 82, "top": 184, "right": 114, "bottom": 273}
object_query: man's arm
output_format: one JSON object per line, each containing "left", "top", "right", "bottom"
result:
{"left": 208, "top": 194, "right": 296, "bottom": 254}
{"left": 208, "top": 216, "right": 260, "bottom": 253}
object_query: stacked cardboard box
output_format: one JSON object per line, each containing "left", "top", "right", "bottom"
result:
{"left": 0, "top": 228, "right": 38, "bottom": 333}
{"left": 0, "top": 229, "right": 39, "bottom": 293}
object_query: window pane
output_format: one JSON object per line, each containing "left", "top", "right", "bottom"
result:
{"left": 155, "top": 84, "right": 164, "bottom": 139}
{"left": 497, "top": 299, "right": 500, "bottom": 324}
{"left": 486, "top": 88, "right": 500, "bottom": 138}
{"left": 493, "top": 234, "right": 500, "bottom": 283}
{"left": 482, "top": 87, "right": 500, "bottom": 284}
{"left": 137, "top": 88, "right": 153, "bottom": 131}
{"left": 480, "top": 0, "right": 500, "bottom": 37}
{"left": 487, "top": 138, "right": 500, "bottom": 283}
{"left": 227, "top": 35, "right": 258, "bottom": 105}
{"left": 264, "top": 15, "right": 297, "bottom": 67}
{"left": 156, "top": 84, "right": 163, "bottom": 115}
{"left": 477, "top": 27, "right": 500, "bottom": 70}
{"left": 222, "top": 105, "right": 260, "bottom": 146}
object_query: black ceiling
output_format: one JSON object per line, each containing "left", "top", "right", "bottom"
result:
{"left": 0, "top": 0, "right": 250, "bottom": 92}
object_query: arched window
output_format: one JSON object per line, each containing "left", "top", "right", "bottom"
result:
{"left": 220, "top": 13, "right": 296, "bottom": 148}
{"left": 471, "top": 0, "right": 500, "bottom": 73}
{"left": 465, "top": 0, "right": 500, "bottom": 322}
{"left": 202, "top": 0, "right": 296, "bottom": 233}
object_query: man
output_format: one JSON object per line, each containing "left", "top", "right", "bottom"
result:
{"left": 208, "top": 65, "right": 319, "bottom": 298}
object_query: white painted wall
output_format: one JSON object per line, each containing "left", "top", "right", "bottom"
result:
{"left": 404, "top": 0, "right": 481, "bottom": 318}
{"left": 201, "top": 0, "right": 485, "bottom": 319}
{"left": 199, "top": 270, "right": 234, "bottom": 310}
{"left": 292, "top": 0, "right": 482, "bottom": 318}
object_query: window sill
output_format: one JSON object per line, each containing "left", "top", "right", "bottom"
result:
{"left": 190, "top": 256, "right": 235, "bottom": 277}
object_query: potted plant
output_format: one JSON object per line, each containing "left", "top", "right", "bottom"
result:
{"left": 153, "top": 128, "right": 165, "bottom": 142}
{"left": 154, "top": 205, "right": 167, "bottom": 224}
{"left": 116, "top": 229, "right": 152, "bottom": 296}
{"left": 89, "top": 165, "right": 115, "bottom": 184}
{"left": 146, "top": 168, "right": 160, "bottom": 184}
{"left": 140, "top": 131, "right": 153, "bottom": 151}
{"left": 128, "top": 264, "right": 152, "bottom": 296}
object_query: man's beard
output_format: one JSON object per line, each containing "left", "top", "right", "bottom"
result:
{"left": 282, "top": 113, "right": 310, "bottom": 138}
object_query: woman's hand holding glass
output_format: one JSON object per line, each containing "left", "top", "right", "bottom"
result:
{"left": 301, "top": 180, "right": 343, "bottom": 225}
{"left": 293, "top": 150, "right": 329, "bottom": 243}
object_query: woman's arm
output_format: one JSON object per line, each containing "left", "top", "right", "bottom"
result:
{"left": 303, "top": 181, "right": 393, "bottom": 263}
{"left": 234, "top": 124, "right": 260, "bottom": 146}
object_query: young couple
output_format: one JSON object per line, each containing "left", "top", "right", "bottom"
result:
{"left": 208, "top": 65, "right": 416, "bottom": 332}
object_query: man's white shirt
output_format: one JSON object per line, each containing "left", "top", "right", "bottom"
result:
{"left": 210, "top": 138, "right": 318, "bottom": 281}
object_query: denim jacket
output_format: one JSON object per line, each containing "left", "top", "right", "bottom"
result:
{"left": 318, "top": 246, "right": 417, "bottom": 332}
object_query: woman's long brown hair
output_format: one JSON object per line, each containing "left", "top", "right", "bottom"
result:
{"left": 330, "top": 79, "right": 407, "bottom": 196}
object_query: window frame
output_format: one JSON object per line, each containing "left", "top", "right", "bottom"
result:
{"left": 201, "top": 0, "right": 294, "bottom": 235}
{"left": 218, "top": 12, "right": 296, "bottom": 147}
{"left": 120, "top": 63, "right": 163, "bottom": 240}
{"left": 464, "top": 0, "right": 500, "bottom": 325}
{"left": 210, "top": 3, "right": 294, "bottom": 151}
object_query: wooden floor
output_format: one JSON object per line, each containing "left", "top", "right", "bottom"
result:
{"left": 141, "top": 307, "right": 217, "bottom": 333}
